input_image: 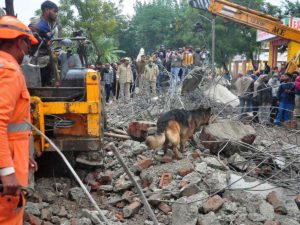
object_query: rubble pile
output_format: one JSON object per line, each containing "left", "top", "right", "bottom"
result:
{"left": 24, "top": 75, "right": 300, "bottom": 225}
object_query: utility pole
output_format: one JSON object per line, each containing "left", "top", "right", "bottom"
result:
{"left": 5, "top": 0, "right": 15, "bottom": 16}
{"left": 211, "top": 15, "right": 216, "bottom": 77}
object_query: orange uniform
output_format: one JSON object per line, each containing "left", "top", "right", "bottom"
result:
{"left": 0, "top": 50, "right": 31, "bottom": 225}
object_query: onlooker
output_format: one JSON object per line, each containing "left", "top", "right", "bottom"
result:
{"left": 223, "top": 69, "right": 232, "bottom": 82}
{"left": 235, "top": 73, "right": 254, "bottom": 117}
{"left": 101, "top": 63, "right": 114, "bottom": 103}
{"left": 256, "top": 75, "right": 272, "bottom": 124}
{"left": 275, "top": 73, "right": 295, "bottom": 126}
{"left": 294, "top": 72, "right": 300, "bottom": 119}
{"left": 193, "top": 47, "right": 202, "bottom": 67}
{"left": 263, "top": 61, "right": 271, "bottom": 75}
{"left": 170, "top": 50, "right": 183, "bottom": 83}
{"left": 117, "top": 57, "right": 133, "bottom": 101}
{"left": 268, "top": 70, "right": 281, "bottom": 123}
{"left": 136, "top": 55, "right": 146, "bottom": 93}
{"left": 144, "top": 57, "right": 159, "bottom": 96}
{"left": 182, "top": 48, "right": 194, "bottom": 78}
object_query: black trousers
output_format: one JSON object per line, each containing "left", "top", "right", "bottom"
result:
{"left": 105, "top": 84, "right": 111, "bottom": 103}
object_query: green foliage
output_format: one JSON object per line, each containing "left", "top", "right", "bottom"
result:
{"left": 59, "top": 0, "right": 126, "bottom": 63}
{"left": 283, "top": 0, "right": 300, "bottom": 17}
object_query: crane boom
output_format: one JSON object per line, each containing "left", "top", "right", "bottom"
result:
{"left": 190, "top": 0, "right": 300, "bottom": 44}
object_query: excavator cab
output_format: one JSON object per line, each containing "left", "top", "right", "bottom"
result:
{"left": 22, "top": 36, "right": 105, "bottom": 158}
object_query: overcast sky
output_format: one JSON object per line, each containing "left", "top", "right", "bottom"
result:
{"left": 0, "top": 0, "right": 293, "bottom": 25}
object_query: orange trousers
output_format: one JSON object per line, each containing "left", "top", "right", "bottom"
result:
{"left": 0, "top": 136, "right": 29, "bottom": 225}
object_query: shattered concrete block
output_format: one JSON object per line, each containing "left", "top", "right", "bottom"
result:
{"left": 148, "top": 193, "right": 164, "bottom": 206}
{"left": 128, "top": 121, "right": 156, "bottom": 141}
{"left": 228, "top": 153, "right": 248, "bottom": 171}
{"left": 182, "top": 171, "right": 202, "bottom": 184}
{"left": 195, "top": 162, "right": 208, "bottom": 174}
{"left": 259, "top": 201, "right": 275, "bottom": 221}
{"left": 200, "top": 120, "right": 256, "bottom": 157}
{"left": 123, "top": 201, "right": 141, "bottom": 218}
{"left": 173, "top": 191, "right": 209, "bottom": 225}
{"left": 266, "top": 191, "right": 287, "bottom": 215}
{"left": 180, "top": 183, "right": 201, "bottom": 197}
{"left": 197, "top": 212, "right": 221, "bottom": 225}
{"left": 69, "top": 187, "right": 85, "bottom": 201}
{"left": 159, "top": 173, "right": 172, "bottom": 188}
{"left": 204, "top": 170, "right": 229, "bottom": 192}
{"left": 202, "top": 195, "right": 224, "bottom": 213}
{"left": 203, "top": 157, "right": 227, "bottom": 170}
{"left": 114, "top": 178, "right": 133, "bottom": 192}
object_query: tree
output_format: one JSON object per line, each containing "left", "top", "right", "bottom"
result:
{"left": 283, "top": 0, "right": 300, "bottom": 17}
{"left": 59, "top": 0, "right": 125, "bottom": 63}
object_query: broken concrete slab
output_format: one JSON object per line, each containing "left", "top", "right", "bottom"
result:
{"left": 259, "top": 201, "right": 275, "bottom": 221}
{"left": 172, "top": 191, "right": 209, "bottom": 225}
{"left": 204, "top": 170, "right": 229, "bottom": 192}
{"left": 228, "top": 153, "right": 249, "bottom": 171}
{"left": 200, "top": 120, "right": 256, "bottom": 157}
{"left": 202, "top": 157, "right": 228, "bottom": 170}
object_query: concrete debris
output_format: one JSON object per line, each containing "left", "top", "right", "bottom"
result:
{"left": 259, "top": 201, "right": 276, "bottom": 221}
{"left": 200, "top": 120, "right": 256, "bottom": 157}
{"left": 228, "top": 153, "right": 249, "bottom": 171}
{"left": 204, "top": 170, "right": 229, "bottom": 192}
{"left": 197, "top": 211, "right": 221, "bottom": 225}
{"left": 123, "top": 201, "right": 142, "bottom": 218}
{"left": 69, "top": 187, "right": 85, "bottom": 201}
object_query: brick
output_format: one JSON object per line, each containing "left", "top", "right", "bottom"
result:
{"left": 115, "top": 212, "right": 125, "bottom": 222}
{"left": 161, "top": 155, "right": 173, "bottom": 163}
{"left": 88, "top": 180, "right": 101, "bottom": 191}
{"left": 158, "top": 202, "right": 172, "bottom": 214}
{"left": 159, "top": 173, "right": 172, "bottom": 188}
{"left": 178, "top": 167, "right": 194, "bottom": 177}
{"left": 267, "top": 191, "right": 287, "bottom": 215}
{"left": 203, "top": 195, "right": 224, "bottom": 213}
{"left": 128, "top": 121, "right": 156, "bottom": 140}
{"left": 136, "top": 158, "right": 153, "bottom": 171}
{"left": 28, "top": 214, "right": 42, "bottom": 225}
{"left": 192, "top": 149, "right": 202, "bottom": 159}
{"left": 122, "top": 191, "right": 135, "bottom": 203}
{"left": 123, "top": 201, "right": 141, "bottom": 218}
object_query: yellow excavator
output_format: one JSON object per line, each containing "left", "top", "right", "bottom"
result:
{"left": 189, "top": 0, "right": 300, "bottom": 73}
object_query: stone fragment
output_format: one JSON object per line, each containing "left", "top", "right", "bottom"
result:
{"left": 58, "top": 206, "right": 68, "bottom": 217}
{"left": 161, "top": 155, "right": 173, "bottom": 163}
{"left": 77, "top": 217, "right": 92, "bottom": 225}
{"left": 202, "top": 157, "right": 226, "bottom": 170}
{"left": 123, "top": 201, "right": 141, "bottom": 218}
{"left": 259, "top": 201, "right": 275, "bottom": 221}
{"left": 97, "top": 170, "right": 113, "bottom": 182}
{"left": 195, "top": 162, "right": 208, "bottom": 174}
{"left": 247, "top": 213, "right": 266, "bottom": 222}
{"left": 69, "top": 187, "right": 85, "bottom": 201}
{"left": 98, "top": 185, "right": 113, "bottom": 192}
{"left": 202, "top": 195, "right": 224, "bottom": 213}
{"left": 148, "top": 193, "right": 163, "bottom": 206}
{"left": 264, "top": 221, "right": 280, "bottom": 225}
{"left": 41, "top": 208, "right": 51, "bottom": 220}
{"left": 279, "top": 217, "right": 300, "bottom": 225}
{"left": 200, "top": 120, "right": 256, "bottom": 157}
{"left": 180, "top": 183, "right": 201, "bottom": 197}
{"left": 122, "top": 191, "right": 135, "bottom": 203}
{"left": 25, "top": 202, "right": 41, "bottom": 216}
{"left": 228, "top": 153, "right": 248, "bottom": 171}
{"left": 158, "top": 202, "right": 172, "bottom": 214}
{"left": 197, "top": 212, "right": 221, "bottom": 225}
{"left": 172, "top": 191, "right": 209, "bottom": 225}
{"left": 205, "top": 170, "right": 229, "bottom": 192}
{"left": 114, "top": 178, "right": 133, "bottom": 192}
{"left": 159, "top": 173, "right": 172, "bottom": 188}
{"left": 182, "top": 171, "right": 202, "bottom": 184}
{"left": 82, "top": 209, "right": 103, "bottom": 224}
{"left": 41, "top": 190, "right": 56, "bottom": 203}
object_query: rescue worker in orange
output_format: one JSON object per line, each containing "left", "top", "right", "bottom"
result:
{"left": 0, "top": 16, "right": 38, "bottom": 225}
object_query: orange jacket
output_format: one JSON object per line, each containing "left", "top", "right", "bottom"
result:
{"left": 0, "top": 51, "right": 31, "bottom": 186}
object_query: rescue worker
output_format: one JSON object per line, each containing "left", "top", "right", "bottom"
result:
{"left": 0, "top": 16, "right": 38, "bottom": 225}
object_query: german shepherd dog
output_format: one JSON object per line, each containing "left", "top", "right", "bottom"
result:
{"left": 146, "top": 106, "right": 211, "bottom": 159}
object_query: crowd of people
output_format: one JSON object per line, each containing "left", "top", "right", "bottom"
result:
{"left": 233, "top": 65, "right": 300, "bottom": 127}
{"left": 91, "top": 45, "right": 210, "bottom": 104}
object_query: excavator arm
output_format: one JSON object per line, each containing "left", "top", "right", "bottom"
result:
{"left": 189, "top": 0, "right": 300, "bottom": 44}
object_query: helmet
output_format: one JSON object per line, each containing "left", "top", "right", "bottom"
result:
{"left": 0, "top": 16, "right": 38, "bottom": 44}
